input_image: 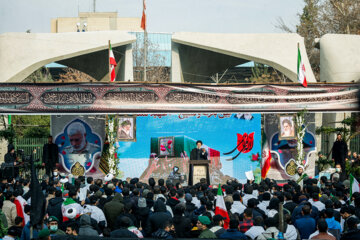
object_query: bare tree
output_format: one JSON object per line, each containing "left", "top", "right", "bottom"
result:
{"left": 132, "top": 34, "right": 170, "bottom": 82}
{"left": 23, "top": 68, "right": 54, "bottom": 83}
{"left": 276, "top": 0, "right": 360, "bottom": 81}
{"left": 58, "top": 68, "right": 96, "bottom": 82}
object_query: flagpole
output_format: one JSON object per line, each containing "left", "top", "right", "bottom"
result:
{"left": 109, "top": 40, "right": 111, "bottom": 83}
{"left": 144, "top": 30, "right": 147, "bottom": 82}
{"left": 297, "top": 42, "right": 299, "bottom": 82}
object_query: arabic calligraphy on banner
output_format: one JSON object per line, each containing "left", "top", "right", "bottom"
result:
{"left": 103, "top": 91, "right": 158, "bottom": 103}
{"left": 165, "top": 91, "right": 220, "bottom": 103}
{"left": 0, "top": 83, "right": 357, "bottom": 113}
{"left": 0, "top": 91, "right": 32, "bottom": 104}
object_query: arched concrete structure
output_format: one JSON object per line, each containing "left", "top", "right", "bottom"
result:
{"left": 0, "top": 31, "right": 136, "bottom": 82}
{"left": 320, "top": 34, "right": 360, "bottom": 83}
{"left": 171, "top": 32, "right": 316, "bottom": 83}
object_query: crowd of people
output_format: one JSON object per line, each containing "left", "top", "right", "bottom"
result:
{"left": 0, "top": 168, "right": 359, "bottom": 240}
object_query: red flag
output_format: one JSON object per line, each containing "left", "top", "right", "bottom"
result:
{"left": 215, "top": 184, "right": 230, "bottom": 229}
{"left": 109, "top": 43, "right": 117, "bottom": 82}
{"left": 141, "top": 0, "right": 146, "bottom": 30}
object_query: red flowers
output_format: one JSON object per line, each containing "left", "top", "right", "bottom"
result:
{"left": 160, "top": 144, "right": 166, "bottom": 152}
{"left": 224, "top": 132, "right": 255, "bottom": 161}
{"left": 237, "top": 132, "right": 254, "bottom": 153}
{"left": 251, "top": 153, "right": 260, "bottom": 161}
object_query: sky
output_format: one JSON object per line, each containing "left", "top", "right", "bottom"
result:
{"left": 0, "top": 0, "right": 304, "bottom": 34}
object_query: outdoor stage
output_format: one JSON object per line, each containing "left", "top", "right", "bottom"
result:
{"left": 0, "top": 82, "right": 358, "bottom": 184}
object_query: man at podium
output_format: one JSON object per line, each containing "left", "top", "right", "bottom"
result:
{"left": 190, "top": 140, "right": 208, "bottom": 161}
{"left": 189, "top": 140, "right": 209, "bottom": 186}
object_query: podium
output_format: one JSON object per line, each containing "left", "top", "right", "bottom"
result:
{"left": 189, "top": 160, "right": 210, "bottom": 185}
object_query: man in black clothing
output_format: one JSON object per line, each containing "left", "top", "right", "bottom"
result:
{"left": 190, "top": 140, "right": 208, "bottom": 161}
{"left": 340, "top": 217, "right": 360, "bottom": 240}
{"left": 43, "top": 136, "right": 59, "bottom": 178}
{"left": 332, "top": 133, "right": 348, "bottom": 174}
{"left": 189, "top": 140, "right": 208, "bottom": 186}
{"left": 4, "top": 144, "right": 18, "bottom": 179}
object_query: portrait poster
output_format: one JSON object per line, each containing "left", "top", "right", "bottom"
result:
{"left": 116, "top": 116, "right": 136, "bottom": 142}
{"left": 51, "top": 116, "right": 105, "bottom": 178}
{"left": 114, "top": 113, "right": 262, "bottom": 185}
{"left": 278, "top": 114, "right": 296, "bottom": 140}
{"left": 263, "top": 113, "right": 317, "bottom": 181}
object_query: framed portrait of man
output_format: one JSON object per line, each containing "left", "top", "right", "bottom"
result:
{"left": 116, "top": 116, "right": 136, "bottom": 142}
{"left": 278, "top": 114, "right": 296, "bottom": 140}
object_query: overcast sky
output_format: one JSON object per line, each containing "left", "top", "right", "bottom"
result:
{"left": 0, "top": 0, "right": 304, "bottom": 34}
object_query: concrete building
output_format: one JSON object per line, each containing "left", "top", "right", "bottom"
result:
{"left": 171, "top": 32, "right": 317, "bottom": 83}
{"left": 319, "top": 34, "right": 360, "bottom": 83}
{"left": 51, "top": 12, "right": 142, "bottom": 33}
{"left": 0, "top": 31, "right": 135, "bottom": 82}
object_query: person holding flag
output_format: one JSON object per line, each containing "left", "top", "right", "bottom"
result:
{"left": 350, "top": 173, "right": 360, "bottom": 201}
{"left": 214, "top": 184, "right": 230, "bottom": 229}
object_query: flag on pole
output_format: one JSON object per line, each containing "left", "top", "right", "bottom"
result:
{"left": 297, "top": 44, "right": 307, "bottom": 87}
{"left": 109, "top": 43, "right": 117, "bottom": 82}
{"left": 261, "top": 132, "right": 271, "bottom": 179}
{"left": 215, "top": 184, "right": 230, "bottom": 229}
{"left": 141, "top": 0, "right": 146, "bottom": 30}
{"left": 350, "top": 174, "right": 360, "bottom": 200}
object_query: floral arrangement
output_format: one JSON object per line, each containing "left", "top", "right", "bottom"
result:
{"left": 295, "top": 110, "right": 307, "bottom": 167}
{"left": 106, "top": 115, "right": 119, "bottom": 175}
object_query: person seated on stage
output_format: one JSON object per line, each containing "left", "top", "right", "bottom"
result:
{"left": 190, "top": 140, "right": 208, "bottom": 160}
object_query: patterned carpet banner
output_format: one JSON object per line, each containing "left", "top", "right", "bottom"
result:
{"left": 0, "top": 83, "right": 357, "bottom": 113}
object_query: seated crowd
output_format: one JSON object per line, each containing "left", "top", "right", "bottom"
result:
{"left": 0, "top": 172, "right": 360, "bottom": 240}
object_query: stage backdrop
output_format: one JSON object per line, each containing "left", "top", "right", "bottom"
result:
{"left": 264, "top": 113, "right": 317, "bottom": 180}
{"left": 51, "top": 116, "right": 106, "bottom": 178}
{"left": 115, "top": 114, "right": 262, "bottom": 185}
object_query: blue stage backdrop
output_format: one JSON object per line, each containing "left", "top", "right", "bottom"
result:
{"left": 115, "top": 114, "right": 261, "bottom": 184}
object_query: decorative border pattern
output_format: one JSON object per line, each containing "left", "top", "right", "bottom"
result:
{"left": 0, "top": 83, "right": 357, "bottom": 113}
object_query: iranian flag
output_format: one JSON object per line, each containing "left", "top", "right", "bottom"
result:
{"left": 261, "top": 132, "right": 271, "bottom": 179}
{"left": 141, "top": 0, "right": 146, "bottom": 30}
{"left": 215, "top": 184, "right": 230, "bottom": 229}
{"left": 109, "top": 43, "right": 117, "bottom": 82}
{"left": 350, "top": 174, "right": 360, "bottom": 200}
{"left": 297, "top": 45, "right": 307, "bottom": 87}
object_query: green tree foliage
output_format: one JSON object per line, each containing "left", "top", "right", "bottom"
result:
{"left": 12, "top": 116, "right": 50, "bottom": 138}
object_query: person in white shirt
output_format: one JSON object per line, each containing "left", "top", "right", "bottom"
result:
{"left": 258, "top": 192, "right": 271, "bottom": 213}
{"left": 242, "top": 185, "right": 256, "bottom": 207}
{"left": 309, "top": 193, "right": 325, "bottom": 212}
{"left": 284, "top": 214, "right": 299, "bottom": 240}
{"left": 230, "top": 193, "right": 246, "bottom": 216}
{"left": 245, "top": 216, "right": 265, "bottom": 240}
{"left": 83, "top": 195, "right": 107, "bottom": 228}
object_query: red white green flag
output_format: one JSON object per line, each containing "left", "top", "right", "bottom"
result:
{"left": 109, "top": 43, "right": 117, "bottom": 82}
{"left": 141, "top": 0, "right": 146, "bottom": 30}
{"left": 297, "top": 45, "right": 307, "bottom": 87}
{"left": 350, "top": 174, "right": 360, "bottom": 200}
{"left": 261, "top": 132, "right": 271, "bottom": 179}
{"left": 215, "top": 184, "right": 230, "bottom": 229}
